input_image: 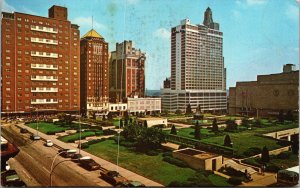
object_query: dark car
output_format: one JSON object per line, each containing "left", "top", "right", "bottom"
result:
{"left": 100, "top": 170, "right": 128, "bottom": 186}
{"left": 59, "top": 149, "right": 77, "bottom": 158}
{"left": 71, "top": 153, "right": 83, "bottom": 162}
{"left": 119, "top": 181, "right": 146, "bottom": 187}
{"left": 79, "top": 158, "right": 101, "bottom": 171}
{"left": 30, "top": 134, "right": 40, "bottom": 140}
{"left": 20, "top": 128, "right": 28, "bottom": 134}
{"left": 1, "top": 170, "right": 26, "bottom": 187}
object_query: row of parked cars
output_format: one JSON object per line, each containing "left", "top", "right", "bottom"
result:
{"left": 58, "top": 149, "right": 145, "bottom": 187}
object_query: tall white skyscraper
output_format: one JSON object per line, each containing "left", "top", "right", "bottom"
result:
{"left": 161, "top": 7, "right": 227, "bottom": 112}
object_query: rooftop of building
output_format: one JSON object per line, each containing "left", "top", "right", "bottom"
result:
{"left": 138, "top": 117, "right": 167, "bottom": 121}
{"left": 82, "top": 29, "right": 103, "bottom": 39}
{"left": 174, "top": 148, "right": 219, "bottom": 159}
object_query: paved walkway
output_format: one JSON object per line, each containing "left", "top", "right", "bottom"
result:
{"left": 17, "top": 123, "right": 163, "bottom": 187}
{"left": 241, "top": 172, "right": 277, "bottom": 186}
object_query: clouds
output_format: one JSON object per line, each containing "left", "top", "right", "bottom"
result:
{"left": 153, "top": 28, "right": 170, "bottom": 39}
{"left": 285, "top": 4, "right": 298, "bottom": 21}
{"left": 72, "top": 17, "right": 106, "bottom": 30}
{"left": 1, "top": 0, "right": 15, "bottom": 12}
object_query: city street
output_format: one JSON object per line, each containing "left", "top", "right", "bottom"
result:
{"left": 1, "top": 123, "right": 111, "bottom": 186}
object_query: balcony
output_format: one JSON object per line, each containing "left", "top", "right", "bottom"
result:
{"left": 31, "top": 51, "right": 58, "bottom": 58}
{"left": 31, "top": 99, "right": 58, "bottom": 104}
{"left": 31, "top": 87, "right": 58, "bottom": 92}
{"left": 31, "top": 64, "right": 58, "bottom": 70}
{"left": 31, "top": 37, "right": 58, "bottom": 45}
{"left": 31, "top": 76, "right": 58, "bottom": 81}
{"left": 30, "top": 25, "right": 58, "bottom": 33}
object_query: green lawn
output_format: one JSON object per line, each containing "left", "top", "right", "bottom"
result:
{"left": 58, "top": 131, "right": 100, "bottom": 142}
{"left": 175, "top": 128, "right": 216, "bottom": 139}
{"left": 208, "top": 174, "right": 232, "bottom": 187}
{"left": 85, "top": 139, "right": 196, "bottom": 185}
{"left": 27, "top": 122, "right": 67, "bottom": 133}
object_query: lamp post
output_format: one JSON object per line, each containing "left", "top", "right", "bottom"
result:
{"left": 30, "top": 106, "right": 39, "bottom": 136}
{"left": 50, "top": 150, "right": 76, "bottom": 186}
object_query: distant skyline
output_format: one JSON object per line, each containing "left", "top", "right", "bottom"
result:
{"left": 1, "top": 0, "right": 299, "bottom": 90}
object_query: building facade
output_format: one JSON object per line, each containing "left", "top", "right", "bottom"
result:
{"left": 161, "top": 7, "right": 227, "bottom": 112}
{"left": 228, "top": 64, "right": 299, "bottom": 117}
{"left": 127, "top": 96, "right": 161, "bottom": 114}
{"left": 109, "top": 40, "right": 146, "bottom": 102}
{"left": 1, "top": 5, "right": 80, "bottom": 114}
{"left": 80, "top": 29, "right": 109, "bottom": 115}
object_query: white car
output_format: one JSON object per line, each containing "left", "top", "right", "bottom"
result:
{"left": 45, "top": 140, "right": 53, "bottom": 147}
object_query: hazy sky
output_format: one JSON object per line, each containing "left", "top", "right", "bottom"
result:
{"left": 1, "top": 0, "right": 299, "bottom": 90}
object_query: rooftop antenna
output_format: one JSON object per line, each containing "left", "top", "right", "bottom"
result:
{"left": 92, "top": 15, "right": 94, "bottom": 29}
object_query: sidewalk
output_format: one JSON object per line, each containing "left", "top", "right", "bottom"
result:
{"left": 18, "top": 123, "right": 163, "bottom": 187}
{"left": 241, "top": 172, "right": 277, "bottom": 186}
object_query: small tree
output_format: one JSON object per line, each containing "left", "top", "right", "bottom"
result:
{"left": 196, "top": 104, "right": 202, "bottom": 113}
{"left": 291, "top": 134, "right": 299, "bottom": 154}
{"left": 175, "top": 109, "right": 182, "bottom": 115}
{"left": 144, "top": 120, "right": 148, "bottom": 128}
{"left": 212, "top": 118, "right": 218, "bottom": 132}
{"left": 107, "top": 112, "right": 113, "bottom": 120}
{"left": 170, "top": 124, "right": 177, "bottom": 135}
{"left": 119, "top": 119, "right": 123, "bottom": 128}
{"left": 186, "top": 104, "right": 192, "bottom": 115}
{"left": 285, "top": 110, "right": 294, "bottom": 122}
{"left": 261, "top": 146, "right": 270, "bottom": 163}
{"left": 224, "top": 134, "right": 232, "bottom": 147}
{"left": 278, "top": 110, "right": 284, "bottom": 123}
{"left": 129, "top": 117, "right": 133, "bottom": 124}
{"left": 124, "top": 118, "right": 128, "bottom": 126}
{"left": 102, "top": 115, "right": 106, "bottom": 121}
{"left": 195, "top": 121, "right": 201, "bottom": 139}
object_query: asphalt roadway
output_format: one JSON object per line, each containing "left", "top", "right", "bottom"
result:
{"left": 1, "top": 123, "right": 111, "bottom": 186}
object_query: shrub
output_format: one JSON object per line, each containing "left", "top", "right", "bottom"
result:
{"left": 266, "top": 164, "right": 281, "bottom": 172}
{"left": 162, "top": 156, "right": 188, "bottom": 168}
{"left": 120, "top": 141, "right": 136, "bottom": 148}
{"left": 277, "top": 151, "right": 291, "bottom": 159}
{"left": 243, "top": 147, "right": 262, "bottom": 156}
{"left": 162, "top": 151, "right": 172, "bottom": 157}
{"left": 46, "top": 130, "right": 62, "bottom": 135}
{"left": 146, "top": 150, "right": 159, "bottom": 156}
{"left": 227, "top": 177, "right": 242, "bottom": 185}
{"left": 103, "top": 129, "right": 117, "bottom": 135}
{"left": 80, "top": 143, "right": 89, "bottom": 149}
{"left": 224, "top": 166, "right": 245, "bottom": 177}
{"left": 95, "top": 131, "right": 102, "bottom": 136}
{"left": 276, "top": 140, "right": 291, "bottom": 147}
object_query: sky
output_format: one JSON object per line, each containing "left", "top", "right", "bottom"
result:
{"left": 1, "top": 0, "right": 299, "bottom": 90}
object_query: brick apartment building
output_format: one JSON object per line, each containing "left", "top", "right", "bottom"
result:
{"left": 109, "top": 40, "right": 146, "bottom": 103}
{"left": 80, "top": 29, "right": 109, "bottom": 115}
{"left": 1, "top": 5, "right": 80, "bottom": 114}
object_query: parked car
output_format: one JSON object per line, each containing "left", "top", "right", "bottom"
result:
{"left": 119, "top": 181, "right": 146, "bottom": 187}
{"left": 45, "top": 140, "right": 53, "bottom": 147}
{"left": 20, "top": 128, "right": 28, "bottom": 134}
{"left": 100, "top": 170, "right": 128, "bottom": 186}
{"left": 79, "top": 157, "right": 101, "bottom": 171}
{"left": 1, "top": 170, "right": 26, "bottom": 187}
{"left": 30, "top": 134, "right": 40, "bottom": 140}
{"left": 59, "top": 149, "right": 77, "bottom": 158}
{"left": 71, "top": 153, "right": 83, "bottom": 162}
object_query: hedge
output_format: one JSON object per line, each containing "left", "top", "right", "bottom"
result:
{"left": 162, "top": 156, "right": 189, "bottom": 168}
{"left": 227, "top": 177, "right": 242, "bottom": 185}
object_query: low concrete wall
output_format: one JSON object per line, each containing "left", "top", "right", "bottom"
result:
{"left": 264, "top": 128, "right": 299, "bottom": 140}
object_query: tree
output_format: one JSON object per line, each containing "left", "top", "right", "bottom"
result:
{"left": 285, "top": 110, "right": 294, "bottom": 121}
{"left": 124, "top": 118, "right": 128, "bottom": 126}
{"left": 225, "top": 119, "right": 237, "bottom": 131}
{"left": 124, "top": 111, "right": 129, "bottom": 120}
{"left": 175, "top": 109, "right": 182, "bottom": 115}
{"left": 224, "top": 134, "right": 232, "bottom": 147}
{"left": 261, "top": 146, "right": 270, "bottom": 163}
{"left": 186, "top": 104, "right": 192, "bottom": 115}
{"left": 170, "top": 124, "right": 177, "bottom": 135}
{"left": 162, "top": 110, "right": 169, "bottom": 116}
{"left": 278, "top": 110, "right": 284, "bottom": 123}
{"left": 129, "top": 117, "right": 133, "bottom": 124}
{"left": 212, "top": 118, "right": 218, "bottom": 132}
{"left": 195, "top": 121, "right": 201, "bottom": 139}
{"left": 119, "top": 119, "right": 123, "bottom": 128}
{"left": 107, "top": 112, "right": 113, "bottom": 120}
{"left": 136, "top": 127, "right": 166, "bottom": 151}
{"left": 291, "top": 134, "right": 299, "bottom": 154}
{"left": 242, "top": 118, "right": 250, "bottom": 128}
{"left": 144, "top": 120, "right": 148, "bottom": 128}
{"left": 102, "top": 115, "right": 106, "bottom": 121}
{"left": 196, "top": 104, "right": 202, "bottom": 113}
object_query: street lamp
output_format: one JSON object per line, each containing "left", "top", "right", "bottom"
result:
{"left": 50, "top": 149, "right": 77, "bottom": 186}
{"left": 30, "top": 107, "right": 39, "bottom": 136}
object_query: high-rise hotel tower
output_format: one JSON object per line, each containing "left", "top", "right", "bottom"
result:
{"left": 161, "top": 7, "right": 227, "bottom": 112}
{"left": 1, "top": 6, "right": 80, "bottom": 114}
